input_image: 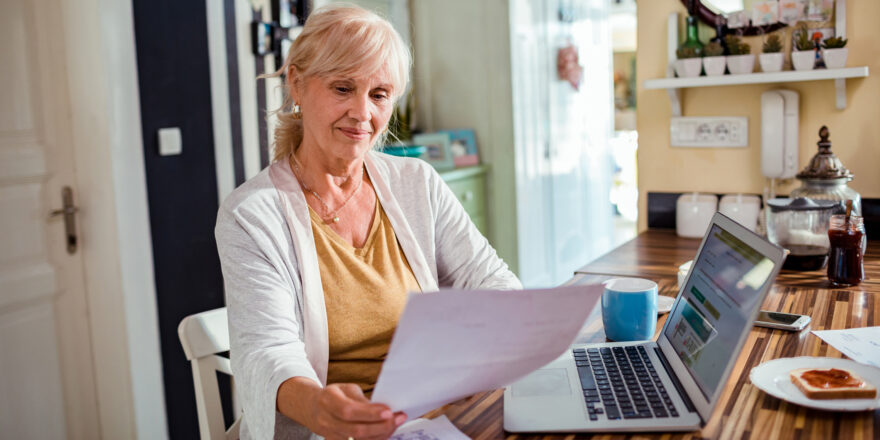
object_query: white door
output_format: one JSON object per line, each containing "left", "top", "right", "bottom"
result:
{"left": 511, "top": 0, "right": 615, "bottom": 287}
{"left": 0, "top": 0, "right": 101, "bottom": 438}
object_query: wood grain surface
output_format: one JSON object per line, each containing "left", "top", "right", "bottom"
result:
{"left": 424, "top": 230, "right": 880, "bottom": 439}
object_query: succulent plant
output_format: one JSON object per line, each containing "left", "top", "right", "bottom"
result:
{"left": 724, "top": 35, "right": 751, "bottom": 55}
{"left": 703, "top": 41, "right": 724, "bottom": 57}
{"left": 676, "top": 46, "right": 701, "bottom": 59}
{"left": 794, "top": 23, "right": 814, "bottom": 51}
{"left": 763, "top": 34, "right": 783, "bottom": 53}
{"left": 387, "top": 93, "right": 413, "bottom": 143}
{"left": 823, "top": 36, "right": 848, "bottom": 49}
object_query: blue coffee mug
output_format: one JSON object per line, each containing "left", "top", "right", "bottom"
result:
{"left": 602, "top": 278, "right": 658, "bottom": 342}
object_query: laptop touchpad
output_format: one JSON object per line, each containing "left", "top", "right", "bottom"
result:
{"left": 511, "top": 368, "right": 572, "bottom": 397}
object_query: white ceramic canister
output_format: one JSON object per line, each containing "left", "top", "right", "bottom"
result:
{"left": 676, "top": 193, "right": 718, "bottom": 238}
{"left": 719, "top": 194, "right": 761, "bottom": 231}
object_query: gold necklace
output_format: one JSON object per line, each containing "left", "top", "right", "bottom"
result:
{"left": 291, "top": 154, "right": 363, "bottom": 223}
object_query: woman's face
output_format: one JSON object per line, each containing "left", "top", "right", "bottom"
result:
{"left": 292, "top": 69, "right": 395, "bottom": 162}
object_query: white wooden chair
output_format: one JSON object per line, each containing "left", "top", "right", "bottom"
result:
{"left": 178, "top": 307, "right": 242, "bottom": 440}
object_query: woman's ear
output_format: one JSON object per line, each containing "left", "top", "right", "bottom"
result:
{"left": 287, "top": 65, "right": 302, "bottom": 102}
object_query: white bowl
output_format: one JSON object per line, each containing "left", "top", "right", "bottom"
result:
{"left": 791, "top": 50, "right": 815, "bottom": 71}
{"left": 675, "top": 58, "right": 703, "bottom": 78}
{"left": 702, "top": 56, "right": 726, "bottom": 76}
{"left": 727, "top": 54, "right": 755, "bottom": 74}
{"left": 822, "top": 47, "right": 848, "bottom": 69}
{"left": 759, "top": 52, "right": 784, "bottom": 72}
{"left": 677, "top": 260, "right": 694, "bottom": 289}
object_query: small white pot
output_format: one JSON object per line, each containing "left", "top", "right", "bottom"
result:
{"left": 822, "top": 47, "right": 848, "bottom": 69}
{"left": 791, "top": 50, "right": 816, "bottom": 71}
{"left": 673, "top": 60, "right": 684, "bottom": 77}
{"left": 759, "top": 52, "right": 784, "bottom": 72}
{"left": 726, "top": 54, "right": 755, "bottom": 74}
{"left": 702, "top": 56, "right": 727, "bottom": 76}
{"left": 675, "top": 58, "right": 703, "bottom": 78}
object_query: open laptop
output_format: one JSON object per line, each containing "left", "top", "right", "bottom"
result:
{"left": 504, "top": 212, "right": 785, "bottom": 433}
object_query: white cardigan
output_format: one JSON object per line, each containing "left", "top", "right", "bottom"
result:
{"left": 215, "top": 152, "right": 521, "bottom": 439}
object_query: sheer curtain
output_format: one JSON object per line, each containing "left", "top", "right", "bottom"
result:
{"left": 511, "top": 0, "right": 615, "bottom": 287}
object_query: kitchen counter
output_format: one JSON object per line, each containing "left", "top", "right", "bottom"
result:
{"left": 422, "top": 229, "right": 879, "bottom": 439}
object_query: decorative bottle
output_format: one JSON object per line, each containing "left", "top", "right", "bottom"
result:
{"left": 680, "top": 0, "right": 704, "bottom": 57}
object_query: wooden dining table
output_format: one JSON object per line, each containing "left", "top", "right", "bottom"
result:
{"left": 424, "top": 229, "right": 880, "bottom": 439}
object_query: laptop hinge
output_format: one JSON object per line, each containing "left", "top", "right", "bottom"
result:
{"left": 653, "top": 346, "right": 697, "bottom": 415}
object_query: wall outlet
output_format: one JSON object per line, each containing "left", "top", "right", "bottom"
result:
{"left": 670, "top": 117, "right": 748, "bottom": 148}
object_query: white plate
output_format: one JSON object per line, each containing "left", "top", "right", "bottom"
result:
{"left": 749, "top": 357, "right": 880, "bottom": 411}
{"left": 658, "top": 295, "right": 675, "bottom": 314}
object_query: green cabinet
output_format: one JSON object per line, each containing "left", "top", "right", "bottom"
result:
{"left": 439, "top": 166, "right": 488, "bottom": 236}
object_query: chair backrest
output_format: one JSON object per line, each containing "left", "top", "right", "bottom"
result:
{"left": 178, "top": 307, "right": 241, "bottom": 440}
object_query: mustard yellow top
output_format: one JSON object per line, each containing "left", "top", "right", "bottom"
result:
{"left": 309, "top": 201, "right": 421, "bottom": 395}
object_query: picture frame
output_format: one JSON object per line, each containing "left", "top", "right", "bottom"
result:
{"left": 439, "top": 129, "right": 479, "bottom": 168}
{"left": 778, "top": 0, "right": 807, "bottom": 24}
{"left": 751, "top": 1, "right": 779, "bottom": 26}
{"left": 413, "top": 132, "right": 455, "bottom": 171}
{"left": 806, "top": 0, "right": 834, "bottom": 21}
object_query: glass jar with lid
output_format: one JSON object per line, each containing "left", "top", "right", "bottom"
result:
{"left": 765, "top": 197, "right": 841, "bottom": 271}
{"left": 790, "top": 126, "right": 862, "bottom": 215}
{"left": 827, "top": 214, "right": 866, "bottom": 286}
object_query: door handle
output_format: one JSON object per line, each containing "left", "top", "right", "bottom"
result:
{"left": 49, "top": 186, "right": 79, "bottom": 254}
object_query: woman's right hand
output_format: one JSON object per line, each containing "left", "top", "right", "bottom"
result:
{"left": 279, "top": 378, "right": 407, "bottom": 440}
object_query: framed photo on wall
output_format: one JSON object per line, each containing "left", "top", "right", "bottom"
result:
{"left": 413, "top": 132, "right": 455, "bottom": 171}
{"left": 439, "top": 129, "right": 479, "bottom": 167}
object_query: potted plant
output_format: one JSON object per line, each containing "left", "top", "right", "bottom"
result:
{"left": 760, "top": 33, "right": 784, "bottom": 72}
{"left": 792, "top": 23, "right": 816, "bottom": 71}
{"left": 383, "top": 93, "right": 426, "bottom": 157}
{"left": 386, "top": 100, "right": 412, "bottom": 146}
{"left": 674, "top": 47, "right": 702, "bottom": 78}
{"left": 725, "top": 35, "right": 754, "bottom": 74}
{"left": 822, "top": 36, "right": 848, "bottom": 69}
{"left": 702, "top": 41, "right": 726, "bottom": 76}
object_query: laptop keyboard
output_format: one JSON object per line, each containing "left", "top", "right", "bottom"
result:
{"left": 573, "top": 346, "right": 680, "bottom": 421}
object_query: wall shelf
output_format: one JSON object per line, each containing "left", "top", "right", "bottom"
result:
{"left": 644, "top": 67, "right": 868, "bottom": 89}
{"left": 648, "top": 2, "right": 868, "bottom": 116}
{"left": 645, "top": 67, "right": 869, "bottom": 115}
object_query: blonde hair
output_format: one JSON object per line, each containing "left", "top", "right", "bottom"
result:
{"left": 266, "top": 4, "right": 411, "bottom": 162}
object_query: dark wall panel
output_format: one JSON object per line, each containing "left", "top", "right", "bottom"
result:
{"left": 131, "top": 0, "right": 230, "bottom": 437}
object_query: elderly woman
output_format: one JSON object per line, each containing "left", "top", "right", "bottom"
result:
{"left": 216, "top": 4, "right": 521, "bottom": 439}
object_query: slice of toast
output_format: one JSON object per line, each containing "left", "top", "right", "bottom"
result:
{"left": 790, "top": 368, "right": 877, "bottom": 400}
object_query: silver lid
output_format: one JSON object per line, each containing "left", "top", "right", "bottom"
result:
{"left": 796, "top": 126, "right": 854, "bottom": 181}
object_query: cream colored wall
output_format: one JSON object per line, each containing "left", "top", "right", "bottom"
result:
{"left": 636, "top": 0, "right": 880, "bottom": 231}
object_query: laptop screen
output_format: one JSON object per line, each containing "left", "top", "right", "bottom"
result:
{"left": 662, "top": 224, "right": 777, "bottom": 400}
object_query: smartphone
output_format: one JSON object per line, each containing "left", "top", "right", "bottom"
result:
{"left": 754, "top": 310, "right": 811, "bottom": 331}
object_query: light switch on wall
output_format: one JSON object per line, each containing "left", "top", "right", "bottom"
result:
{"left": 158, "top": 127, "right": 182, "bottom": 156}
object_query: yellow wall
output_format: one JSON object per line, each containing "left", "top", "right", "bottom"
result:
{"left": 636, "top": 1, "right": 880, "bottom": 231}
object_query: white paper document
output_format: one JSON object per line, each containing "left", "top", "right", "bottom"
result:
{"left": 371, "top": 285, "right": 604, "bottom": 418}
{"left": 390, "top": 415, "right": 470, "bottom": 440}
{"left": 812, "top": 327, "right": 880, "bottom": 367}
